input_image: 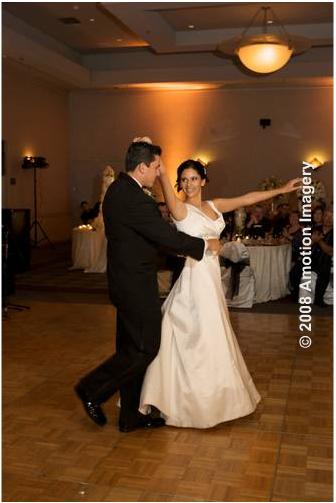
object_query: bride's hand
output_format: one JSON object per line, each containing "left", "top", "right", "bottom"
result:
{"left": 132, "top": 136, "right": 153, "bottom": 144}
{"left": 158, "top": 159, "right": 167, "bottom": 177}
{"left": 280, "top": 178, "right": 302, "bottom": 193}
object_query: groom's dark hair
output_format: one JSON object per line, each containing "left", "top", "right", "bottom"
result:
{"left": 125, "top": 141, "right": 162, "bottom": 172}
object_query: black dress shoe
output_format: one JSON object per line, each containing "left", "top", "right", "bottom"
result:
{"left": 119, "top": 415, "right": 165, "bottom": 433}
{"left": 74, "top": 384, "right": 107, "bottom": 427}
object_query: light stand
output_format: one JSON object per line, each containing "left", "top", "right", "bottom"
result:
{"left": 22, "top": 156, "right": 53, "bottom": 247}
{"left": 2, "top": 227, "right": 30, "bottom": 316}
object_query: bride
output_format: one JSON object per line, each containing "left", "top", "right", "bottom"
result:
{"left": 139, "top": 157, "right": 300, "bottom": 428}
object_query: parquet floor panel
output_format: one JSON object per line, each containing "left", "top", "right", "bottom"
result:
{"left": 3, "top": 301, "right": 332, "bottom": 502}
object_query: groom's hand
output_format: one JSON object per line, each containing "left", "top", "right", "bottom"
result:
{"left": 206, "top": 238, "right": 221, "bottom": 256}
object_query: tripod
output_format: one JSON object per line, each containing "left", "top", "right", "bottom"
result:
{"left": 2, "top": 228, "right": 30, "bottom": 315}
{"left": 30, "top": 165, "right": 53, "bottom": 247}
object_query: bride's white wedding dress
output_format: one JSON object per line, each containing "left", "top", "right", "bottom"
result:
{"left": 139, "top": 201, "right": 261, "bottom": 428}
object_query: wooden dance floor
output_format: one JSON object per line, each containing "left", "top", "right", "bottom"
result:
{"left": 3, "top": 298, "right": 332, "bottom": 502}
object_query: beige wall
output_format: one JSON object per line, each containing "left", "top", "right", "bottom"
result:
{"left": 69, "top": 86, "right": 333, "bottom": 216}
{"left": 3, "top": 62, "right": 332, "bottom": 240}
{"left": 2, "top": 61, "right": 71, "bottom": 242}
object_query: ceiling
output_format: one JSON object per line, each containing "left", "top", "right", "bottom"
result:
{"left": 2, "top": 2, "right": 333, "bottom": 90}
{"left": 159, "top": 2, "right": 333, "bottom": 31}
{"left": 3, "top": 2, "right": 333, "bottom": 53}
{"left": 2, "top": 2, "right": 148, "bottom": 52}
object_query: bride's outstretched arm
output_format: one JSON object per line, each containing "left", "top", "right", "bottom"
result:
{"left": 157, "top": 160, "right": 187, "bottom": 221}
{"left": 212, "top": 178, "right": 302, "bottom": 213}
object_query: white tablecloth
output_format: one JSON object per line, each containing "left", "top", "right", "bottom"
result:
{"left": 70, "top": 228, "right": 107, "bottom": 273}
{"left": 71, "top": 231, "right": 291, "bottom": 302}
{"left": 248, "top": 244, "right": 292, "bottom": 303}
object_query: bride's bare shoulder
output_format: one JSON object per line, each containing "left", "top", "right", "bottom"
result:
{"left": 172, "top": 201, "right": 188, "bottom": 221}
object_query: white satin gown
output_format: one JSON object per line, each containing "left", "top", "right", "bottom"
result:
{"left": 139, "top": 201, "right": 261, "bottom": 428}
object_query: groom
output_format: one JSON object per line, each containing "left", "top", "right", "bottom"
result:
{"left": 75, "top": 139, "right": 220, "bottom": 432}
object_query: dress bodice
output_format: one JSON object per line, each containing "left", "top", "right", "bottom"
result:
{"left": 174, "top": 201, "right": 225, "bottom": 239}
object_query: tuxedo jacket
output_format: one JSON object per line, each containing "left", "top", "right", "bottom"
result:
{"left": 102, "top": 172, "right": 205, "bottom": 311}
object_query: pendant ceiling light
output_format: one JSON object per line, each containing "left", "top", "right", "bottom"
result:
{"left": 216, "top": 6, "right": 311, "bottom": 74}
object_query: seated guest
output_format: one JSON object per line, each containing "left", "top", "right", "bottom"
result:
{"left": 311, "top": 209, "right": 333, "bottom": 307}
{"left": 282, "top": 211, "right": 302, "bottom": 262}
{"left": 245, "top": 204, "right": 254, "bottom": 221}
{"left": 312, "top": 199, "right": 327, "bottom": 212}
{"left": 290, "top": 209, "right": 333, "bottom": 304}
{"left": 220, "top": 211, "right": 234, "bottom": 240}
{"left": 312, "top": 205, "right": 324, "bottom": 231}
{"left": 272, "top": 203, "right": 290, "bottom": 237}
{"left": 245, "top": 205, "right": 271, "bottom": 238}
{"left": 80, "top": 200, "right": 100, "bottom": 225}
{"left": 157, "top": 202, "right": 172, "bottom": 224}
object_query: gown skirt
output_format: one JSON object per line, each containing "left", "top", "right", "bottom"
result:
{"left": 139, "top": 248, "right": 261, "bottom": 429}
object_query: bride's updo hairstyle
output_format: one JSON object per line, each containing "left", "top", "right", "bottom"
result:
{"left": 175, "top": 159, "right": 209, "bottom": 192}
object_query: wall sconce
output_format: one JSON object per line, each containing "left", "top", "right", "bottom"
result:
{"left": 197, "top": 158, "right": 209, "bottom": 168}
{"left": 309, "top": 157, "right": 324, "bottom": 169}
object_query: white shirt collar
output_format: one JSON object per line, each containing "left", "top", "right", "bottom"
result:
{"left": 130, "top": 175, "right": 142, "bottom": 188}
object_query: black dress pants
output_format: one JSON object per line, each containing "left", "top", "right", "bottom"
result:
{"left": 79, "top": 304, "right": 161, "bottom": 425}
{"left": 313, "top": 260, "right": 332, "bottom": 304}
{"left": 290, "top": 259, "right": 331, "bottom": 303}
{"left": 289, "top": 260, "right": 303, "bottom": 300}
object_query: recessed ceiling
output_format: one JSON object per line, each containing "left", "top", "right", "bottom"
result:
{"left": 158, "top": 2, "right": 333, "bottom": 31}
{"left": 2, "top": 2, "right": 148, "bottom": 52}
{"left": 2, "top": 2, "right": 333, "bottom": 90}
{"left": 3, "top": 2, "right": 333, "bottom": 54}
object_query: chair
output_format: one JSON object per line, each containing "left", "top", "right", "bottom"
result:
{"left": 220, "top": 241, "right": 255, "bottom": 308}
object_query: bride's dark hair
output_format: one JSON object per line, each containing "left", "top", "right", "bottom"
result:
{"left": 175, "top": 159, "right": 209, "bottom": 192}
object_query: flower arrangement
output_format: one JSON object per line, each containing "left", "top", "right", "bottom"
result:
{"left": 259, "top": 176, "right": 285, "bottom": 213}
{"left": 313, "top": 180, "right": 327, "bottom": 201}
{"left": 234, "top": 207, "right": 246, "bottom": 236}
{"left": 92, "top": 165, "right": 116, "bottom": 230}
{"left": 259, "top": 176, "right": 283, "bottom": 191}
{"left": 296, "top": 179, "right": 326, "bottom": 203}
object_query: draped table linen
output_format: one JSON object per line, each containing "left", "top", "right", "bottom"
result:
{"left": 247, "top": 243, "right": 292, "bottom": 303}
{"left": 70, "top": 227, "right": 107, "bottom": 273}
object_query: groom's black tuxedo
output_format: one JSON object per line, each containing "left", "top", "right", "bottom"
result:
{"left": 79, "top": 172, "right": 204, "bottom": 428}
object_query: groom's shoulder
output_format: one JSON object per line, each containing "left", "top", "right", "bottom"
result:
{"left": 104, "top": 172, "right": 144, "bottom": 206}
{"left": 107, "top": 173, "right": 131, "bottom": 195}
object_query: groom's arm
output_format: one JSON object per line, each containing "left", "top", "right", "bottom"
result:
{"left": 126, "top": 197, "right": 205, "bottom": 261}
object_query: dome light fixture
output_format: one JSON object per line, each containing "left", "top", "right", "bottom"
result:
{"left": 216, "top": 6, "right": 311, "bottom": 74}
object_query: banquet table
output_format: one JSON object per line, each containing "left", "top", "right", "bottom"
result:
{"left": 70, "top": 227, "right": 107, "bottom": 273}
{"left": 247, "top": 243, "right": 292, "bottom": 303}
{"left": 71, "top": 229, "right": 292, "bottom": 303}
